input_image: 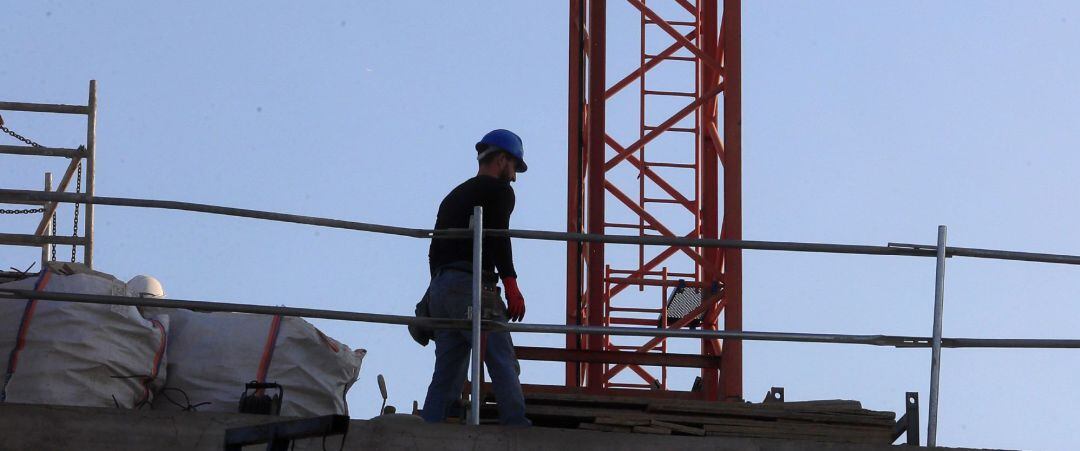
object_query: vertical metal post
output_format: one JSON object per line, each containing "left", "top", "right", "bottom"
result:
{"left": 905, "top": 392, "right": 921, "bottom": 446}
{"left": 928, "top": 225, "right": 947, "bottom": 446}
{"left": 84, "top": 80, "right": 97, "bottom": 268}
{"left": 565, "top": 0, "right": 586, "bottom": 389}
{"left": 720, "top": 0, "right": 744, "bottom": 401}
{"left": 584, "top": 0, "right": 607, "bottom": 393}
{"left": 469, "top": 206, "right": 483, "bottom": 426}
{"left": 41, "top": 172, "right": 53, "bottom": 267}
{"left": 700, "top": 0, "right": 721, "bottom": 401}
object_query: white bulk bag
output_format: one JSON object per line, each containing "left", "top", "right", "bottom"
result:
{"left": 0, "top": 264, "right": 168, "bottom": 409}
{"left": 149, "top": 308, "right": 364, "bottom": 417}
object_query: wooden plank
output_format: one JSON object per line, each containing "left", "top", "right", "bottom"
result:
{"left": 524, "top": 391, "right": 652, "bottom": 409}
{"left": 34, "top": 157, "right": 84, "bottom": 236}
{"left": 703, "top": 421, "right": 893, "bottom": 444}
{"left": 646, "top": 401, "right": 895, "bottom": 426}
{"left": 706, "top": 428, "right": 892, "bottom": 445}
{"left": 523, "top": 403, "right": 893, "bottom": 444}
{"left": 703, "top": 420, "right": 890, "bottom": 436}
{"left": 632, "top": 425, "right": 671, "bottom": 435}
{"left": 517, "top": 391, "right": 894, "bottom": 443}
{"left": 578, "top": 422, "right": 632, "bottom": 433}
{"left": 0, "top": 101, "right": 88, "bottom": 115}
{"left": 520, "top": 384, "right": 705, "bottom": 401}
{"left": 524, "top": 391, "right": 883, "bottom": 420}
{"left": 0, "top": 233, "right": 85, "bottom": 247}
{"left": 649, "top": 398, "right": 883, "bottom": 415}
{"left": 646, "top": 397, "right": 870, "bottom": 413}
{"left": 0, "top": 145, "right": 86, "bottom": 159}
{"left": 773, "top": 400, "right": 863, "bottom": 410}
{"left": 524, "top": 404, "right": 889, "bottom": 429}
{"left": 650, "top": 419, "right": 706, "bottom": 436}
{"left": 595, "top": 417, "right": 651, "bottom": 427}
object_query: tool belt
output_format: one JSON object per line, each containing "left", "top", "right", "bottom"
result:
{"left": 410, "top": 263, "right": 508, "bottom": 347}
{"left": 436, "top": 262, "right": 507, "bottom": 320}
{"left": 436, "top": 261, "right": 499, "bottom": 285}
{"left": 479, "top": 285, "right": 508, "bottom": 321}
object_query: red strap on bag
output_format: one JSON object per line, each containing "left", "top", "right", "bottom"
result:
{"left": 4, "top": 271, "right": 53, "bottom": 376}
{"left": 255, "top": 315, "right": 283, "bottom": 384}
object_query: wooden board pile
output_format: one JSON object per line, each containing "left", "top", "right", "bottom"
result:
{"left": 485, "top": 392, "right": 897, "bottom": 445}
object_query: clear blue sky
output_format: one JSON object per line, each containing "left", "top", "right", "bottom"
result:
{"left": 3, "top": 2, "right": 1079, "bottom": 449}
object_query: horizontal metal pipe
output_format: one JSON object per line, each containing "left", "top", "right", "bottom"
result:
{"left": 948, "top": 246, "right": 1080, "bottom": 265}
{"left": 1, "top": 288, "right": 1077, "bottom": 349}
{"left": 507, "top": 321, "right": 924, "bottom": 346}
{"left": 491, "top": 228, "right": 937, "bottom": 258}
{"left": 0, "top": 233, "right": 85, "bottom": 247}
{"left": 3, "top": 190, "right": 1080, "bottom": 266}
{"left": 0, "top": 101, "right": 89, "bottom": 115}
{"left": 939, "top": 338, "right": 1080, "bottom": 349}
{"left": 0, "top": 288, "right": 910, "bottom": 345}
{"left": 0, "top": 189, "right": 451, "bottom": 240}
{"left": 892, "top": 241, "right": 1080, "bottom": 266}
{"left": 0, "top": 288, "right": 474, "bottom": 331}
{"left": 0, "top": 145, "right": 86, "bottom": 159}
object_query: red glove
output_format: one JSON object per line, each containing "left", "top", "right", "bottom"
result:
{"left": 502, "top": 277, "right": 526, "bottom": 322}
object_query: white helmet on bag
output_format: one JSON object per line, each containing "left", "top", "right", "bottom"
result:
{"left": 128, "top": 275, "right": 165, "bottom": 298}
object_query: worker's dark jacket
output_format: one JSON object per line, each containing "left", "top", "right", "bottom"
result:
{"left": 428, "top": 175, "right": 517, "bottom": 283}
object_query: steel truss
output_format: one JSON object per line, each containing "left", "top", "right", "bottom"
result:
{"left": 550, "top": 0, "right": 741, "bottom": 401}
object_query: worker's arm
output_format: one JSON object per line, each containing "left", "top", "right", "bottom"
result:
{"left": 489, "top": 184, "right": 525, "bottom": 321}
{"left": 428, "top": 241, "right": 437, "bottom": 278}
{"left": 487, "top": 184, "right": 517, "bottom": 279}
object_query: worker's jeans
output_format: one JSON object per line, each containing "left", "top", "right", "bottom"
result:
{"left": 420, "top": 268, "right": 530, "bottom": 426}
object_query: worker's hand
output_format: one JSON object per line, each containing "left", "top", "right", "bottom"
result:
{"left": 502, "top": 277, "right": 526, "bottom": 322}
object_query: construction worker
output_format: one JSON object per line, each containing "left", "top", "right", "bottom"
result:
{"left": 421, "top": 129, "right": 530, "bottom": 426}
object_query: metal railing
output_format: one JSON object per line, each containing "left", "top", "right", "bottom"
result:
{"left": 1, "top": 190, "right": 1079, "bottom": 443}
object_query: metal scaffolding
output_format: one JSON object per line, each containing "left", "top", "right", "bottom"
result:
{"left": 0, "top": 81, "right": 98, "bottom": 269}
{"left": 2, "top": 190, "right": 1079, "bottom": 444}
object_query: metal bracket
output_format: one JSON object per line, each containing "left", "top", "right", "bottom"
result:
{"left": 763, "top": 386, "right": 784, "bottom": 403}
{"left": 891, "top": 392, "right": 920, "bottom": 446}
{"left": 224, "top": 415, "right": 349, "bottom": 451}
{"left": 887, "top": 242, "right": 953, "bottom": 258}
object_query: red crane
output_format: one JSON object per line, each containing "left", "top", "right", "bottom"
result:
{"left": 516, "top": 0, "right": 742, "bottom": 402}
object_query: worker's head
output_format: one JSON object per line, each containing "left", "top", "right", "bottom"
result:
{"left": 476, "top": 129, "right": 527, "bottom": 182}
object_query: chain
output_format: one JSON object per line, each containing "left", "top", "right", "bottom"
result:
{"left": 0, "top": 123, "right": 44, "bottom": 148}
{"left": 0, "top": 207, "right": 45, "bottom": 214}
{"left": 1, "top": 116, "right": 81, "bottom": 263}
{"left": 51, "top": 214, "right": 57, "bottom": 261}
{"left": 0, "top": 120, "right": 46, "bottom": 215}
{"left": 72, "top": 162, "right": 82, "bottom": 262}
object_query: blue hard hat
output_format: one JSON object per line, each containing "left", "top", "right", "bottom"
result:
{"left": 476, "top": 129, "right": 527, "bottom": 173}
